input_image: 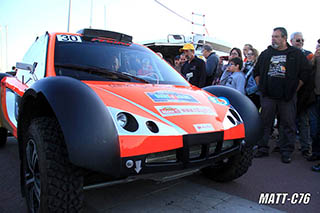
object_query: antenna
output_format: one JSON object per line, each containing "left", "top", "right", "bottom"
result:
{"left": 67, "top": 0, "right": 71, "bottom": 32}
{"left": 89, "top": 0, "right": 93, "bottom": 28}
{"left": 104, "top": 5, "right": 106, "bottom": 30}
{"left": 0, "top": 25, "right": 2, "bottom": 72}
{"left": 5, "top": 25, "right": 8, "bottom": 71}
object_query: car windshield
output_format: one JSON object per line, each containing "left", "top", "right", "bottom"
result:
{"left": 54, "top": 36, "right": 189, "bottom": 86}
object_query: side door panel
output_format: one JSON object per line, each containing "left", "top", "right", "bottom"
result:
{"left": 0, "top": 77, "right": 26, "bottom": 136}
{"left": 0, "top": 34, "right": 48, "bottom": 137}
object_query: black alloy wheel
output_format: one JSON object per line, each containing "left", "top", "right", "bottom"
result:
{"left": 25, "top": 139, "right": 41, "bottom": 212}
{"left": 22, "top": 117, "right": 84, "bottom": 212}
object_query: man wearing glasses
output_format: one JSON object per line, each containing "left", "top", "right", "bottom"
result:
{"left": 290, "top": 32, "right": 315, "bottom": 159}
{"left": 290, "top": 32, "right": 314, "bottom": 60}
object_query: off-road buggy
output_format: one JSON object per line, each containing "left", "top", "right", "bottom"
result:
{"left": 0, "top": 29, "right": 261, "bottom": 212}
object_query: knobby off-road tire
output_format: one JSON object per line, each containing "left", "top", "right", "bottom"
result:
{"left": 0, "top": 127, "right": 8, "bottom": 147}
{"left": 22, "top": 117, "right": 84, "bottom": 212}
{"left": 202, "top": 146, "right": 253, "bottom": 182}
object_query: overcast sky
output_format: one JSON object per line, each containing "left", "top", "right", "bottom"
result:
{"left": 0, "top": 0, "right": 319, "bottom": 72}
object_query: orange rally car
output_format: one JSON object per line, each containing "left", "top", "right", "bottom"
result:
{"left": 0, "top": 29, "right": 262, "bottom": 212}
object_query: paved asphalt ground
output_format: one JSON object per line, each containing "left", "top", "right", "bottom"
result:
{"left": 1, "top": 136, "right": 319, "bottom": 212}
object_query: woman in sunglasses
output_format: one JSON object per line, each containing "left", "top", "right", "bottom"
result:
{"left": 243, "top": 48, "right": 260, "bottom": 109}
{"left": 215, "top": 47, "right": 242, "bottom": 85}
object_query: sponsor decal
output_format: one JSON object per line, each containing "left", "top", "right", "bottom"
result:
{"left": 56, "top": 35, "right": 82, "bottom": 42}
{"left": 147, "top": 91, "right": 198, "bottom": 103}
{"left": 194, "top": 123, "right": 214, "bottom": 132}
{"left": 209, "top": 96, "right": 230, "bottom": 106}
{"left": 155, "top": 105, "right": 217, "bottom": 117}
{"left": 258, "top": 192, "right": 311, "bottom": 205}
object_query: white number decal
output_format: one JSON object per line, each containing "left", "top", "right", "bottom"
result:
{"left": 56, "top": 35, "right": 82, "bottom": 42}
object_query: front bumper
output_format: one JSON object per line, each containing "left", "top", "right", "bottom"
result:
{"left": 119, "top": 131, "right": 244, "bottom": 176}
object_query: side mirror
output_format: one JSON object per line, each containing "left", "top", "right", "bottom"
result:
{"left": 15, "top": 62, "right": 38, "bottom": 84}
{"left": 16, "top": 62, "right": 38, "bottom": 74}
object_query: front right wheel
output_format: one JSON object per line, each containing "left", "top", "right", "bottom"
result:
{"left": 201, "top": 145, "right": 253, "bottom": 182}
{"left": 22, "top": 117, "right": 84, "bottom": 212}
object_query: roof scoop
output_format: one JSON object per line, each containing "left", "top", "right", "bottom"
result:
{"left": 77, "top": 28, "right": 132, "bottom": 43}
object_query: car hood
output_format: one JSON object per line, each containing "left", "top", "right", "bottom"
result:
{"left": 85, "top": 81, "right": 242, "bottom": 135}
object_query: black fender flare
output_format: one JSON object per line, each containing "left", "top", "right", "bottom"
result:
{"left": 203, "top": 85, "right": 263, "bottom": 146}
{"left": 19, "top": 76, "right": 120, "bottom": 176}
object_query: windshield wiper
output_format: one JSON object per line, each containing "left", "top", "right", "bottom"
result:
{"left": 120, "top": 72, "right": 150, "bottom": 83}
{"left": 55, "top": 63, "right": 149, "bottom": 83}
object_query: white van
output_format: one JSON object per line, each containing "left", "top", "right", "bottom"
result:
{"left": 139, "top": 33, "right": 232, "bottom": 63}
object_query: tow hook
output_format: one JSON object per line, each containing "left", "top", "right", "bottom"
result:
{"left": 240, "top": 140, "right": 246, "bottom": 151}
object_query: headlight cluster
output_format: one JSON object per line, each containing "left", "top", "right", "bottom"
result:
{"left": 223, "top": 107, "right": 243, "bottom": 129}
{"left": 116, "top": 112, "right": 159, "bottom": 133}
{"left": 116, "top": 112, "right": 138, "bottom": 132}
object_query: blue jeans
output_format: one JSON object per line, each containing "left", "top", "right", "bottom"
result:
{"left": 309, "top": 96, "right": 320, "bottom": 156}
{"left": 297, "top": 109, "right": 311, "bottom": 152}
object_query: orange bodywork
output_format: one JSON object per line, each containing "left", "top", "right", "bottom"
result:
{"left": 86, "top": 81, "right": 245, "bottom": 157}
{"left": 119, "top": 135, "right": 183, "bottom": 157}
{"left": 1, "top": 77, "right": 28, "bottom": 137}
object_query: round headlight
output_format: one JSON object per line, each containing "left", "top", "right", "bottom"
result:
{"left": 117, "top": 113, "right": 127, "bottom": 127}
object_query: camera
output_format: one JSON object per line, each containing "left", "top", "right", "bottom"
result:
{"left": 220, "top": 56, "right": 229, "bottom": 61}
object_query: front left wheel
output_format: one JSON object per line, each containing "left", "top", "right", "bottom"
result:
{"left": 22, "top": 117, "right": 84, "bottom": 212}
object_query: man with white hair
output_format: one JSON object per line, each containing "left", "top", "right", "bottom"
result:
{"left": 290, "top": 32, "right": 315, "bottom": 159}
{"left": 290, "top": 32, "right": 313, "bottom": 60}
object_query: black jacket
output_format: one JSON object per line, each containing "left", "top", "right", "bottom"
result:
{"left": 297, "top": 50, "right": 316, "bottom": 114}
{"left": 206, "top": 52, "right": 219, "bottom": 77}
{"left": 181, "top": 56, "right": 206, "bottom": 88}
{"left": 253, "top": 44, "right": 310, "bottom": 101}
{"left": 296, "top": 68, "right": 315, "bottom": 114}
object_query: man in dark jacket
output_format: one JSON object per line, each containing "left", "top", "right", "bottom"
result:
{"left": 253, "top": 27, "right": 310, "bottom": 163}
{"left": 180, "top": 43, "right": 206, "bottom": 88}
{"left": 290, "top": 32, "right": 315, "bottom": 158}
{"left": 202, "top": 44, "right": 219, "bottom": 86}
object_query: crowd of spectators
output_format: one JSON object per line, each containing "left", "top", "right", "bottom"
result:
{"left": 174, "top": 27, "right": 320, "bottom": 171}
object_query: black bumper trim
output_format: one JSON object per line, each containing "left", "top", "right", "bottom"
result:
{"left": 183, "top": 131, "right": 224, "bottom": 146}
{"left": 120, "top": 145, "right": 241, "bottom": 176}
